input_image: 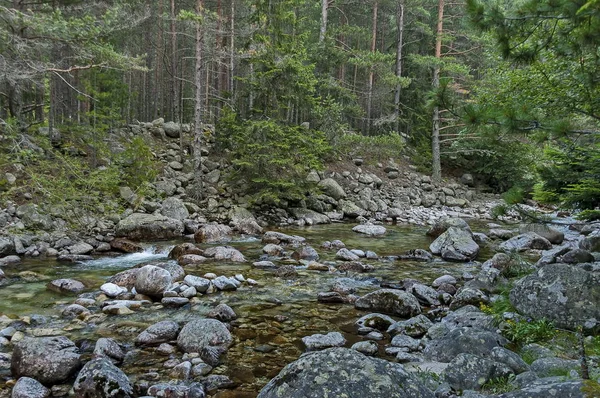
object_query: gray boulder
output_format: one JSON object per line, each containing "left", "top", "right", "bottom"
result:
{"left": 207, "top": 304, "right": 237, "bottom": 322}
{"left": 388, "top": 315, "right": 433, "bottom": 338}
{"left": 203, "top": 246, "right": 246, "bottom": 262}
{"left": 529, "top": 357, "right": 579, "bottom": 377}
{"left": 317, "top": 178, "right": 346, "bottom": 200}
{"left": 11, "top": 377, "right": 49, "bottom": 398}
{"left": 443, "top": 353, "right": 513, "bottom": 391}
{"left": 355, "top": 313, "right": 396, "bottom": 332}
{"left": 115, "top": 213, "right": 184, "bottom": 240}
{"left": 177, "top": 319, "right": 232, "bottom": 365}
{"left": 257, "top": 348, "right": 434, "bottom": 398}
{"left": 355, "top": 289, "right": 421, "bottom": 317}
{"left": 499, "top": 232, "right": 552, "bottom": 252}
{"left": 289, "top": 208, "right": 331, "bottom": 225}
{"left": 497, "top": 378, "right": 583, "bottom": 398}
{"left": 302, "top": 332, "right": 346, "bottom": 351}
{"left": 580, "top": 230, "right": 600, "bottom": 252}
{"left": 490, "top": 347, "right": 529, "bottom": 374}
{"left": 134, "top": 265, "right": 172, "bottom": 298}
{"left": 450, "top": 287, "right": 489, "bottom": 310}
{"left": 11, "top": 336, "right": 81, "bottom": 384}
{"left": 262, "top": 231, "right": 306, "bottom": 246}
{"left": 557, "top": 248, "right": 595, "bottom": 264}
{"left": 429, "top": 227, "right": 479, "bottom": 261}
{"left": 194, "top": 223, "right": 232, "bottom": 243}
{"left": 16, "top": 204, "right": 53, "bottom": 231}
{"left": 229, "top": 206, "right": 263, "bottom": 235}
{"left": 351, "top": 341, "right": 378, "bottom": 356}
{"left": 338, "top": 200, "right": 367, "bottom": 218}
{"left": 519, "top": 224, "right": 564, "bottom": 244}
{"left": 160, "top": 197, "right": 190, "bottom": 221}
{"left": 135, "top": 321, "right": 179, "bottom": 346}
{"left": 510, "top": 263, "right": 600, "bottom": 330}
{"left": 183, "top": 275, "right": 211, "bottom": 293}
{"left": 163, "top": 121, "right": 181, "bottom": 138}
{"left": 0, "top": 237, "right": 15, "bottom": 256}
{"left": 352, "top": 224, "right": 386, "bottom": 236}
{"left": 292, "top": 246, "right": 319, "bottom": 261}
{"left": 335, "top": 248, "right": 360, "bottom": 261}
{"left": 93, "top": 338, "right": 125, "bottom": 364}
{"left": 423, "top": 327, "right": 506, "bottom": 362}
{"left": 147, "top": 383, "right": 206, "bottom": 398}
{"left": 73, "top": 357, "right": 133, "bottom": 398}
{"left": 47, "top": 278, "right": 85, "bottom": 294}
{"left": 426, "top": 217, "right": 471, "bottom": 238}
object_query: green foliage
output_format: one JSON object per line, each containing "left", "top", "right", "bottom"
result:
{"left": 216, "top": 110, "right": 330, "bottom": 204}
{"left": 116, "top": 136, "right": 159, "bottom": 192}
{"left": 481, "top": 375, "right": 517, "bottom": 395}
{"left": 503, "top": 318, "right": 556, "bottom": 346}
{"left": 502, "top": 186, "right": 526, "bottom": 205}
{"left": 576, "top": 210, "right": 600, "bottom": 222}
{"left": 534, "top": 144, "right": 600, "bottom": 210}
{"left": 334, "top": 133, "right": 405, "bottom": 163}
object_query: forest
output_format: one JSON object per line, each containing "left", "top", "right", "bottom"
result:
{"left": 0, "top": 0, "right": 599, "bottom": 215}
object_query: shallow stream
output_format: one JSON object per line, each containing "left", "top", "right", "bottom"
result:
{"left": 0, "top": 222, "right": 503, "bottom": 396}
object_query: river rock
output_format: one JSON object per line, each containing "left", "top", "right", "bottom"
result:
{"left": 510, "top": 263, "right": 600, "bottom": 330}
{"left": 134, "top": 265, "right": 173, "bottom": 298}
{"left": 410, "top": 283, "right": 441, "bottom": 306}
{"left": 423, "top": 327, "right": 506, "bottom": 362}
{"left": 580, "top": 230, "right": 600, "bottom": 252}
{"left": 93, "top": 338, "right": 125, "bottom": 364}
{"left": 490, "top": 347, "right": 529, "bottom": 374}
{"left": 289, "top": 208, "right": 331, "bottom": 225}
{"left": 0, "top": 237, "right": 15, "bottom": 256}
{"left": 355, "top": 313, "right": 395, "bottom": 332}
{"left": 169, "top": 243, "right": 203, "bottom": 260}
{"left": 291, "top": 246, "right": 319, "bottom": 261}
{"left": 73, "top": 357, "right": 133, "bottom": 398}
{"left": 109, "top": 238, "right": 143, "bottom": 253}
{"left": 351, "top": 340, "right": 378, "bottom": 356}
{"left": 430, "top": 227, "right": 479, "bottom": 261}
{"left": 66, "top": 242, "right": 94, "bottom": 255}
{"left": 100, "top": 283, "right": 128, "bottom": 298}
{"left": 432, "top": 275, "right": 457, "bottom": 287}
{"left": 335, "top": 248, "right": 359, "bottom": 261}
{"left": 107, "top": 268, "right": 139, "bottom": 288}
{"left": 338, "top": 200, "right": 366, "bottom": 218}
{"left": 183, "top": 275, "right": 211, "bottom": 293}
{"left": 177, "top": 319, "right": 232, "bottom": 366}
{"left": 397, "top": 249, "right": 434, "bottom": 262}
{"left": 116, "top": 213, "right": 184, "bottom": 240}
{"left": 262, "top": 244, "right": 284, "bottom": 256}
{"left": 203, "top": 246, "right": 246, "bottom": 262}
{"left": 450, "top": 287, "right": 489, "bottom": 310}
{"left": 498, "top": 378, "right": 583, "bottom": 398}
{"left": 302, "top": 332, "right": 346, "bottom": 351}
{"left": 426, "top": 217, "right": 471, "bottom": 238}
{"left": 11, "top": 336, "right": 81, "bottom": 384}
{"left": 16, "top": 204, "right": 53, "bottom": 231}
{"left": 47, "top": 278, "right": 85, "bottom": 294}
{"left": 557, "top": 248, "right": 595, "bottom": 264}
{"left": 207, "top": 304, "right": 237, "bottom": 322}
{"left": 355, "top": 289, "right": 421, "bottom": 317}
{"left": 61, "top": 304, "right": 90, "bottom": 319}
{"left": 499, "top": 232, "right": 552, "bottom": 252}
{"left": 262, "top": 231, "right": 306, "bottom": 246}
{"left": 230, "top": 206, "right": 263, "bottom": 235}
{"left": 257, "top": 347, "right": 434, "bottom": 398}
{"left": 529, "top": 357, "right": 579, "bottom": 377}
{"left": 519, "top": 224, "right": 564, "bottom": 244}
{"left": 0, "top": 255, "right": 20, "bottom": 267}
{"left": 352, "top": 224, "right": 386, "bottom": 236}
{"left": 443, "top": 353, "right": 513, "bottom": 391}
{"left": 135, "top": 321, "right": 179, "bottom": 346}
{"left": 147, "top": 383, "right": 206, "bottom": 398}
{"left": 212, "top": 276, "right": 238, "bottom": 291}
{"left": 11, "top": 377, "right": 49, "bottom": 398}
{"left": 160, "top": 197, "right": 189, "bottom": 221}
{"left": 391, "top": 334, "right": 420, "bottom": 351}
{"left": 387, "top": 314, "right": 433, "bottom": 338}
{"left": 194, "top": 224, "right": 232, "bottom": 243}
{"left": 317, "top": 178, "right": 346, "bottom": 200}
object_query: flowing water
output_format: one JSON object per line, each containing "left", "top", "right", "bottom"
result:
{"left": 0, "top": 222, "right": 503, "bottom": 396}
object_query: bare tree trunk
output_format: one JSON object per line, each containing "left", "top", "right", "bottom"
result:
{"left": 193, "top": 0, "right": 205, "bottom": 199}
{"left": 394, "top": 0, "right": 405, "bottom": 135}
{"left": 319, "top": 0, "right": 329, "bottom": 42}
{"left": 170, "top": 0, "right": 179, "bottom": 122}
{"left": 431, "top": 0, "right": 444, "bottom": 185}
{"left": 155, "top": 0, "right": 163, "bottom": 119}
{"left": 364, "top": 0, "right": 378, "bottom": 135}
{"left": 229, "top": 0, "right": 235, "bottom": 95}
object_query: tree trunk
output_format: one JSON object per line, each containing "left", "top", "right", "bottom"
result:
{"left": 193, "top": 0, "right": 205, "bottom": 199}
{"left": 364, "top": 0, "right": 378, "bottom": 135}
{"left": 394, "top": 0, "right": 405, "bottom": 135}
{"left": 229, "top": 0, "right": 235, "bottom": 95}
{"left": 319, "top": 0, "right": 329, "bottom": 42}
{"left": 170, "top": 0, "right": 179, "bottom": 122}
{"left": 431, "top": 0, "right": 444, "bottom": 185}
{"left": 154, "top": 0, "right": 163, "bottom": 119}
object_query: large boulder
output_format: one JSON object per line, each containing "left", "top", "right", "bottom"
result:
{"left": 352, "top": 224, "right": 386, "bottom": 236}
{"left": 497, "top": 379, "right": 583, "bottom": 398}
{"left": 229, "top": 206, "right": 263, "bottom": 235}
{"left": 46, "top": 278, "right": 85, "bottom": 294}
{"left": 73, "top": 357, "right": 133, "bottom": 398}
{"left": 443, "top": 353, "right": 513, "bottom": 391}
{"left": 426, "top": 217, "right": 471, "bottom": 238}
{"left": 160, "top": 197, "right": 190, "bottom": 221}
{"left": 11, "top": 336, "right": 81, "bottom": 384}
{"left": 257, "top": 347, "right": 434, "bottom": 398}
{"left": 0, "top": 237, "right": 15, "bottom": 256}
{"left": 289, "top": 208, "right": 331, "bottom": 225}
{"left": 510, "top": 263, "right": 600, "bottom": 330}
{"left": 499, "top": 232, "right": 552, "bottom": 252}
{"left": 423, "top": 327, "right": 506, "bottom": 362}
{"left": 10, "top": 377, "right": 49, "bottom": 398}
{"left": 16, "top": 204, "right": 53, "bottom": 231}
{"left": 109, "top": 238, "right": 143, "bottom": 253}
{"left": 429, "top": 227, "right": 480, "bottom": 261}
{"left": 134, "top": 265, "right": 173, "bottom": 298}
{"left": 115, "top": 213, "right": 184, "bottom": 240}
{"left": 135, "top": 321, "right": 180, "bottom": 346}
{"left": 302, "top": 332, "right": 346, "bottom": 351}
{"left": 317, "top": 178, "right": 346, "bottom": 200}
{"left": 194, "top": 223, "right": 232, "bottom": 243}
{"left": 580, "top": 230, "right": 600, "bottom": 252}
{"left": 355, "top": 289, "right": 421, "bottom": 317}
{"left": 177, "top": 319, "right": 232, "bottom": 366}
{"left": 519, "top": 224, "right": 564, "bottom": 244}
{"left": 203, "top": 246, "right": 245, "bottom": 262}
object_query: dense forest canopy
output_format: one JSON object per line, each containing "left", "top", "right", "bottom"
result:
{"left": 0, "top": 0, "right": 598, "bottom": 211}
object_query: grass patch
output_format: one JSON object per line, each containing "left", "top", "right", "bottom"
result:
{"left": 481, "top": 375, "right": 517, "bottom": 394}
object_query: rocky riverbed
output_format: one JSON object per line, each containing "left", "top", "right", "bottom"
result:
{"left": 0, "top": 215, "right": 599, "bottom": 397}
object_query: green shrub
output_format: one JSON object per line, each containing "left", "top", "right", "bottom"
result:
{"left": 576, "top": 210, "right": 600, "bottom": 222}
{"left": 481, "top": 375, "right": 517, "bottom": 394}
{"left": 334, "top": 132, "right": 405, "bottom": 163}
{"left": 504, "top": 318, "right": 556, "bottom": 345}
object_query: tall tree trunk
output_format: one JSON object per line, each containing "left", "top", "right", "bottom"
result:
{"left": 155, "top": 0, "right": 163, "bottom": 119}
{"left": 193, "top": 0, "right": 205, "bottom": 199}
{"left": 319, "top": 0, "right": 329, "bottom": 42}
{"left": 364, "top": 0, "right": 378, "bottom": 135}
{"left": 431, "top": 0, "right": 444, "bottom": 185}
{"left": 229, "top": 0, "right": 235, "bottom": 95}
{"left": 170, "top": 0, "right": 179, "bottom": 122}
{"left": 394, "top": 0, "right": 405, "bottom": 135}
